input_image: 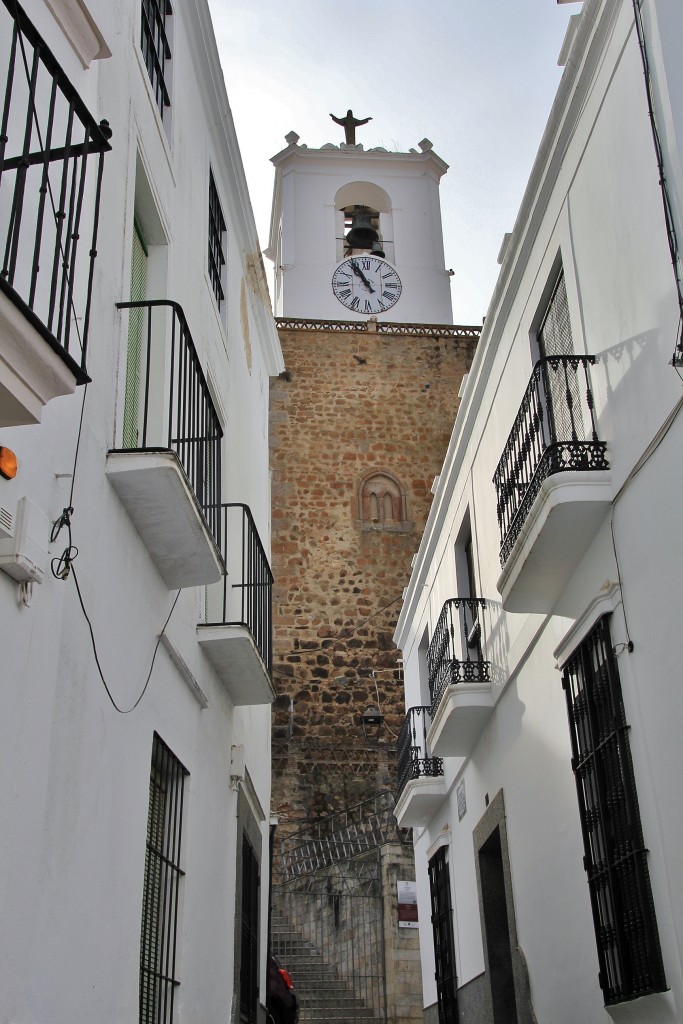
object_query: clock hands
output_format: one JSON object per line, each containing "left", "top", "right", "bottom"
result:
{"left": 349, "top": 259, "right": 375, "bottom": 293}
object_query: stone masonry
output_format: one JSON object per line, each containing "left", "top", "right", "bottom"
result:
{"left": 269, "top": 319, "right": 479, "bottom": 827}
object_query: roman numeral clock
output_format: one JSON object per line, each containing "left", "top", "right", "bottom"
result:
{"left": 332, "top": 256, "right": 402, "bottom": 314}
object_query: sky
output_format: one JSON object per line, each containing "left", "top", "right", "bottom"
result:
{"left": 207, "top": 1, "right": 580, "bottom": 325}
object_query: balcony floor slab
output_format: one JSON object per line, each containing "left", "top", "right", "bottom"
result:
{"left": 429, "top": 682, "right": 494, "bottom": 759}
{"left": 0, "top": 287, "right": 78, "bottom": 426}
{"left": 395, "top": 775, "right": 448, "bottom": 828}
{"left": 197, "top": 624, "right": 275, "bottom": 705}
{"left": 106, "top": 449, "right": 223, "bottom": 589}
{"left": 497, "top": 470, "right": 612, "bottom": 613}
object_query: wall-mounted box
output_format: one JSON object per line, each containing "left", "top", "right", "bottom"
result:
{"left": 0, "top": 496, "right": 49, "bottom": 584}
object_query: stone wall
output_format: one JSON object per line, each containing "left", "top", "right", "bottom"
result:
{"left": 269, "top": 320, "right": 478, "bottom": 825}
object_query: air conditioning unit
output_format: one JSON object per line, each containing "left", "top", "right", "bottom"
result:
{"left": 0, "top": 496, "right": 49, "bottom": 584}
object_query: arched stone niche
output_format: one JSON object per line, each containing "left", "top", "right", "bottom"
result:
{"left": 334, "top": 182, "right": 395, "bottom": 262}
{"left": 357, "top": 471, "right": 412, "bottom": 532}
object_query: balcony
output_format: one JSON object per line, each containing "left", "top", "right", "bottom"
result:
{"left": 106, "top": 300, "right": 223, "bottom": 589}
{"left": 493, "top": 356, "right": 611, "bottom": 612}
{"left": 197, "top": 503, "right": 275, "bottom": 705}
{"left": 0, "top": 0, "right": 111, "bottom": 426}
{"left": 394, "top": 707, "right": 445, "bottom": 828}
{"left": 427, "top": 598, "right": 493, "bottom": 759}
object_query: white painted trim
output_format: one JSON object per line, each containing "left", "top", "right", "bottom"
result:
{"left": 159, "top": 633, "right": 209, "bottom": 709}
{"left": 44, "top": 0, "right": 111, "bottom": 67}
{"left": 552, "top": 580, "right": 622, "bottom": 667}
{"left": 426, "top": 825, "right": 452, "bottom": 862}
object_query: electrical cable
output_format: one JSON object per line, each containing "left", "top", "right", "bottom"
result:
{"left": 631, "top": 0, "right": 683, "bottom": 366}
{"left": 71, "top": 569, "right": 181, "bottom": 714}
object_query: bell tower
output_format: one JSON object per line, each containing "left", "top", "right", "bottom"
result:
{"left": 266, "top": 115, "right": 479, "bottom": 839}
{"left": 266, "top": 119, "right": 479, "bottom": 1024}
{"left": 266, "top": 128, "right": 453, "bottom": 324}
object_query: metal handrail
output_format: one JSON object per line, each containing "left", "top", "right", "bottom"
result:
{"left": 493, "top": 355, "right": 609, "bottom": 566}
{"left": 428, "top": 598, "right": 490, "bottom": 716}
{"left": 0, "top": 0, "right": 111, "bottom": 378}
{"left": 114, "top": 300, "right": 223, "bottom": 545}
{"left": 396, "top": 707, "right": 443, "bottom": 799}
{"left": 205, "top": 503, "right": 273, "bottom": 675}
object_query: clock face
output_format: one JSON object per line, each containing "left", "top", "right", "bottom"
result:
{"left": 331, "top": 256, "right": 402, "bottom": 314}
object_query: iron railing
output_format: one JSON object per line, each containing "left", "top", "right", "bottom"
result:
{"left": 205, "top": 503, "right": 273, "bottom": 676}
{"left": 493, "top": 355, "right": 609, "bottom": 566}
{"left": 396, "top": 707, "right": 443, "bottom": 800}
{"left": 279, "top": 791, "right": 409, "bottom": 880}
{"left": 0, "top": 0, "right": 111, "bottom": 380}
{"left": 114, "top": 300, "right": 223, "bottom": 544}
{"left": 428, "top": 598, "right": 490, "bottom": 716}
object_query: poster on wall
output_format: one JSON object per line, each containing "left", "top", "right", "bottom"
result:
{"left": 397, "top": 880, "right": 418, "bottom": 928}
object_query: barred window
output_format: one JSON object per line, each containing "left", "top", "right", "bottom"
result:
{"left": 140, "top": 0, "right": 172, "bottom": 121}
{"left": 562, "top": 617, "right": 666, "bottom": 1004}
{"left": 239, "top": 834, "right": 260, "bottom": 1023}
{"left": 140, "top": 734, "right": 188, "bottom": 1024}
{"left": 208, "top": 171, "right": 227, "bottom": 312}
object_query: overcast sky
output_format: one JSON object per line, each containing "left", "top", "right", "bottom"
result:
{"left": 207, "top": 1, "right": 579, "bottom": 325}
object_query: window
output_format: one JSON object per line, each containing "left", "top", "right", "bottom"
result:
{"left": 359, "top": 472, "right": 407, "bottom": 530}
{"left": 140, "top": 0, "right": 172, "bottom": 121}
{"left": 428, "top": 846, "right": 458, "bottom": 1024}
{"left": 561, "top": 617, "right": 666, "bottom": 1004}
{"left": 208, "top": 171, "right": 227, "bottom": 313}
{"left": 239, "top": 834, "right": 260, "bottom": 1023}
{"left": 140, "top": 734, "right": 188, "bottom": 1024}
{"left": 536, "top": 268, "right": 581, "bottom": 444}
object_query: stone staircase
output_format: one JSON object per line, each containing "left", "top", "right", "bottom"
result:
{"left": 271, "top": 909, "right": 385, "bottom": 1024}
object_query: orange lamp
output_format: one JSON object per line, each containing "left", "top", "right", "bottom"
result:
{"left": 0, "top": 446, "right": 18, "bottom": 480}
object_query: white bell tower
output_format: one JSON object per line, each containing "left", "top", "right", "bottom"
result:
{"left": 265, "top": 128, "right": 453, "bottom": 325}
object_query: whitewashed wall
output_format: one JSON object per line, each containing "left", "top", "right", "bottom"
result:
{"left": 0, "top": 1, "right": 281, "bottom": 1020}
{"left": 396, "top": 0, "right": 683, "bottom": 1020}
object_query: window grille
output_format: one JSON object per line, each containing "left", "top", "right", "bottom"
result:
{"left": 561, "top": 617, "right": 666, "bottom": 1004}
{"left": 140, "top": 734, "right": 188, "bottom": 1024}
{"left": 208, "top": 171, "right": 227, "bottom": 310}
{"left": 240, "top": 834, "right": 260, "bottom": 1023}
{"left": 428, "top": 847, "right": 458, "bottom": 1024}
{"left": 140, "top": 0, "right": 172, "bottom": 120}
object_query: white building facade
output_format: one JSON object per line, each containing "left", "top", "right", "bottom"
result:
{"left": 394, "top": 1, "right": 683, "bottom": 1023}
{"left": 0, "top": 1, "right": 282, "bottom": 1021}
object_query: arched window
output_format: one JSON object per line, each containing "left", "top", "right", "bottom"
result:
{"left": 334, "top": 182, "right": 395, "bottom": 263}
{"left": 359, "top": 472, "right": 409, "bottom": 530}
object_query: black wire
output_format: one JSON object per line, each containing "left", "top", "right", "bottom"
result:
{"left": 631, "top": 0, "right": 683, "bottom": 366}
{"left": 70, "top": 568, "right": 181, "bottom": 713}
{"left": 609, "top": 515, "right": 634, "bottom": 654}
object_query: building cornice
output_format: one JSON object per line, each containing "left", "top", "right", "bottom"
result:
{"left": 275, "top": 317, "right": 481, "bottom": 339}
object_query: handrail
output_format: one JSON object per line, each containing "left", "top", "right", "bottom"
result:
{"left": 428, "top": 598, "right": 490, "bottom": 716}
{"left": 0, "top": 0, "right": 111, "bottom": 377}
{"left": 115, "top": 300, "right": 223, "bottom": 545}
{"left": 205, "top": 503, "right": 273, "bottom": 675}
{"left": 493, "top": 355, "right": 609, "bottom": 565}
{"left": 396, "top": 707, "right": 443, "bottom": 799}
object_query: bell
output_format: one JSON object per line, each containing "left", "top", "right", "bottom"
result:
{"left": 345, "top": 205, "right": 378, "bottom": 250}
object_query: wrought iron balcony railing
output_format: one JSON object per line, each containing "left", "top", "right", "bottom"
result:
{"left": 0, "top": 0, "right": 111, "bottom": 378}
{"left": 396, "top": 707, "right": 444, "bottom": 800}
{"left": 428, "top": 598, "right": 490, "bottom": 716}
{"left": 493, "top": 356, "right": 609, "bottom": 566}
{"left": 114, "top": 300, "right": 223, "bottom": 544}
{"left": 205, "top": 503, "right": 273, "bottom": 675}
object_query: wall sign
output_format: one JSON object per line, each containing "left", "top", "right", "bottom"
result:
{"left": 397, "top": 880, "right": 418, "bottom": 928}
